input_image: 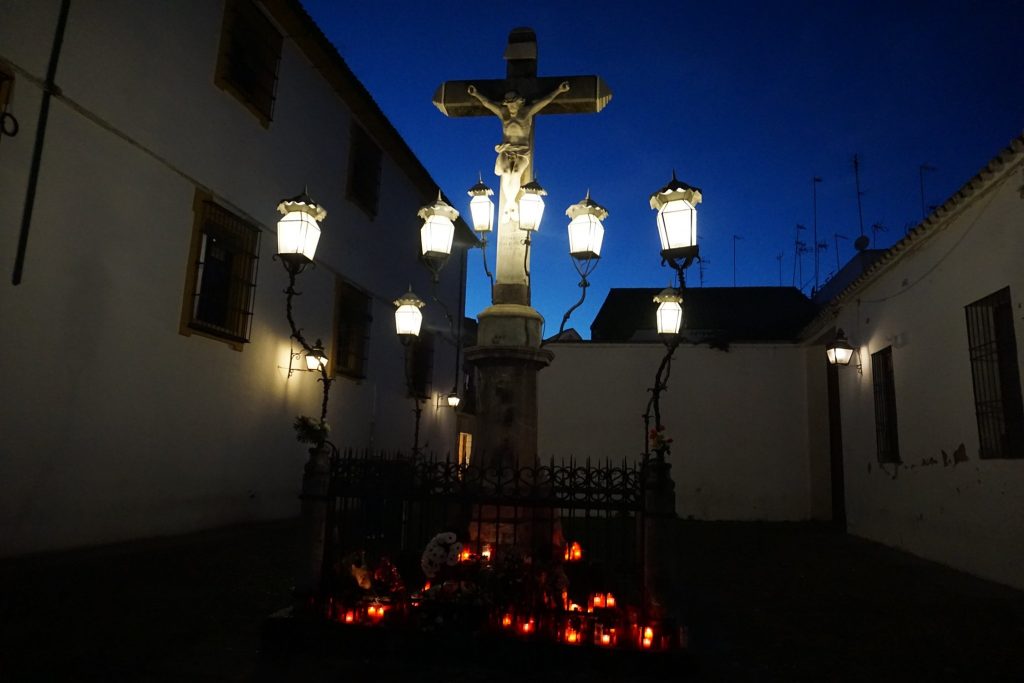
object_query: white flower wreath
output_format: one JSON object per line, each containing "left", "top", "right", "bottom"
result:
{"left": 421, "top": 531, "right": 463, "bottom": 578}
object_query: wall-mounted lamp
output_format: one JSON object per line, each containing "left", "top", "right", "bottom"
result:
{"left": 826, "top": 329, "right": 854, "bottom": 366}
{"left": 437, "top": 389, "right": 461, "bottom": 409}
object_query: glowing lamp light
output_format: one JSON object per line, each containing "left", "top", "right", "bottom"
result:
{"left": 649, "top": 172, "right": 701, "bottom": 260}
{"left": 519, "top": 617, "right": 535, "bottom": 635}
{"left": 642, "top": 626, "right": 655, "bottom": 649}
{"left": 564, "top": 541, "right": 583, "bottom": 562}
{"left": 276, "top": 191, "right": 326, "bottom": 265}
{"left": 605, "top": 593, "right": 616, "bottom": 608}
{"left": 654, "top": 287, "right": 684, "bottom": 336}
{"left": 516, "top": 180, "right": 547, "bottom": 232}
{"left": 826, "top": 328, "right": 855, "bottom": 366}
{"left": 501, "top": 613, "right": 513, "bottom": 628}
{"left": 467, "top": 177, "right": 495, "bottom": 233}
{"left": 481, "top": 545, "right": 492, "bottom": 562}
{"left": 366, "top": 603, "right": 386, "bottom": 621}
{"left": 418, "top": 193, "right": 459, "bottom": 260}
{"left": 564, "top": 626, "right": 581, "bottom": 645}
{"left": 343, "top": 610, "right": 356, "bottom": 624}
{"left": 393, "top": 288, "right": 426, "bottom": 341}
{"left": 447, "top": 391, "right": 461, "bottom": 408}
{"left": 565, "top": 191, "right": 608, "bottom": 260}
{"left": 459, "top": 548, "right": 472, "bottom": 562}
{"left": 592, "top": 593, "right": 605, "bottom": 609}
{"left": 305, "top": 339, "right": 328, "bottom": 371}
{"left": 595, "top": 624, "right": 617, "bottom": 647}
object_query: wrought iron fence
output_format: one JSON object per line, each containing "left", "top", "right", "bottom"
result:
{"left": 321, "top": 450, "right": 646, "bottom": 603}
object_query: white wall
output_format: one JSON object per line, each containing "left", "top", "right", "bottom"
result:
{"left": 0, "top": 1, "right": 463, "bottom": 555}
{"left": 822, "top": 155, "right": 1024, "bottom": 589}
{"left": 538, "top": 342, "right": 813, "bottom": 520}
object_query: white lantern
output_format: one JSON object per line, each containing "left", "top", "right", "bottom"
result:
{"left": 418, "top": 193, "right": 459, "bottom": 259}
{"left": 649, "top": 173, "right": 701, "bottom": 259}
{"left": 393, "top": 288, "right": 426, "bottom": 339}
{"left": 653, "top": 287, "right": 684, "bottom": 336}
{"left": 565, "top": 192, "right": 608, "bottom": 260}
{"left": 276, "top": 191, "right": 326, "bottom": 264}
{"left": 306, "top": 339, "right": 328, "bottom": 371}
{"left": 467, "top": 178, "right": 495, "bottom": 233}
{"left": 447, "top": 391, "right": 461, "bottom": 408}
{"left": 826, "top": 329, "right": 855, "bottom": 366}
{"left": 517, "top": 180, "right": 547, "bottom": 232}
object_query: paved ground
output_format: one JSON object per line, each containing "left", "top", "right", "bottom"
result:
{"left": 1, "top": 519, "right": 1021, "bottom": 681}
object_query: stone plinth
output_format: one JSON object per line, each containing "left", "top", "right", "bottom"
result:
{"left": 465, "top": 304, "right": 552, "bottom": 470}
{"left": 465, "top": 304, "right": 554, "bottom": 556}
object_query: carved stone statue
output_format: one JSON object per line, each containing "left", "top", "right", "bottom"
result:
{"left": 466, "top": 81, "right": 570, "bottom": 209}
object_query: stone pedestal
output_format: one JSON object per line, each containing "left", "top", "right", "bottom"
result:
{"left": 464, "top": 304, "right": 552, "bottom": 471}
{"left": 642, "top": 458, "right": 677, "bottom": 616}
{"left": 294, "top": 445, "right": 331, "bottom": 610}
{"left": 464, "top": 304, "right": 554, "bottom": 555}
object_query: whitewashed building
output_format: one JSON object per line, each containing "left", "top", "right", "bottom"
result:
{"left": 806, "top": 134, "right": 1024, "bottom": 590}
{"left": 540, "top": 134, "right": 1024, "bottom": 590}
{"left": 0, "top": 0, "right": 470, "bottom": 555}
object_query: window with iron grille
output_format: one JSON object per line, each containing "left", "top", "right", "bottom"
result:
{"left": 965, "top": 287, "right": 1024, "bottom": 459}
{"left": 180, "top": 192, "right": 261, "bottom": 348}
{"left": 215, "top": 0, "right": 282, "bottom": 126}
{"left": 871, "top": 346, "right": 900, "bottom": 463}
{"left": 408, "top": 331, "right": 435, "bottom": 400}
{"left": 346, "top": 122, "right": 382, "bottom": 218}
{"left": 333, "top": 280, "right": 372, "bottom": 379}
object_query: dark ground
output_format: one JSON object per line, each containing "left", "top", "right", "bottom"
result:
{"left": 1, "top": 519, "right": 1021, "bottom": 681}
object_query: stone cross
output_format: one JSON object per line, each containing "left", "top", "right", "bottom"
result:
{"left": 434, "top": 28, "right": 612, "bottom": 307}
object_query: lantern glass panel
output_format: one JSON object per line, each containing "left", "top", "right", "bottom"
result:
{"left": 518, "top": 193, "right": 545, "bottom": 231}
{"left": 306, "top": 351, "right": 327, "bottom": 371}
{"left": 277, "top": 210, "right": 321, "bottom": 260}
{"left": 447, "top": 393, "right": 461, "bottom": 408}
{"left": 420, "top": 215, "right": 455, "bottom": 257}
{"left": 395, "top": 304, "right": 424, "bottom": 337}
{"left": 469, "top": 194, "right": 494, "bottom": 233}
{"left": 827, "top": 345, "right": 854, "bottom": 366}
{"left": 568, "top": 214, "right": 605, "bottom": 258}
{"left": 656, "top": 300, "right": 683, "bottom": 335}
{"left": 656, "top": 199, "right": 696, "bottom": 253}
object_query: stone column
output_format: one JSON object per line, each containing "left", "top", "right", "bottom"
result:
{"left": 642, "top": 458, "right": 677, "bottom": 617}
{"left": 294, "top": 445, "right": 331, "bottom": 613}
{"left": 464, "top": 303, "right": 553, "bottom": 554}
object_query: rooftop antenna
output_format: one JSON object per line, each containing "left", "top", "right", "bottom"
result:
{"left": 871, "top": 222, "right": 887, "bottom": 248}
{"left": 776, "top": 252, "right": 784, "bottom": 287}
{"left": 919, "top": 163, "right": 936, "bottom": 220}
{"left": 834, "top": 233, "right": 848, "bottom": 272}
{"left": 698, "top": 256, "right": 710, "bottom": 287}
{"left": 732, "top": 234, "right": 742, "bottom": 287}
{"left": 812, "top": 176, "right": 823, "bottom": 292}
{"left": 815, "top": 240, "right": 829, "bottom": 292}
{"left": 792, "top": 224, "right": 806, "bottom": 287}
{"left": 852, "top": 154, "right": 871, "bottom": 252}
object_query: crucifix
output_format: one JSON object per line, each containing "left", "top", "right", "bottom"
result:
{"left": 434, "top": 27, "right": 612, "bottom": 307}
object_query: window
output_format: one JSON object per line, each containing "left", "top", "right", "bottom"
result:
{"left": 180, "top": 192, "right": 261, "bottom": 348}
{"left": 215, "top": 0, "right": 282, "bottom": 126}
{"left": 871, "top": 346, "right": 900, "bottom": 463}
{"left": 408, "top": 331, "right": 435, "bottom": 400}
{"left": 965, "top": 287, "right": 1024, "bottom": 458}
{"left": 346, "top": 123, "right": 382, "bottom": 218}
{"left": 333, "top": 280, "right": 372, "bottom": 379}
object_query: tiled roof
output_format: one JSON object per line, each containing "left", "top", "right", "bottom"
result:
{"left": 803, "top": 132, "right": 1024, "bottom": 336}
{"left": 591, "top": 287, "right": 817, "bottom": 343}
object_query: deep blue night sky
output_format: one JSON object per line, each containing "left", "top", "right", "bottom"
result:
{"left": 301, "top": 0, "right": 1024, "bottom": 338}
